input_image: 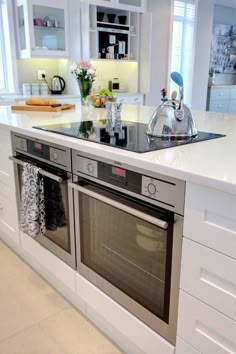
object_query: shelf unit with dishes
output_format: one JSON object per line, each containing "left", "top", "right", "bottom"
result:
{"left": 82, "top": 3, "right": 140, "bottom": 61}
{"left": 15, "top": 0, "right": 70, "bottom": 58}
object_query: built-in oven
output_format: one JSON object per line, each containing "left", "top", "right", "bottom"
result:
{"left": 71, "top": 150, "right": 185, "bottom": 345}
{"left": 10, "top": 133, "right": 76, "bottom": 269}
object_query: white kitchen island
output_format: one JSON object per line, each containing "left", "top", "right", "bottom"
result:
{"left": 0, "top": 104, "right": 236, "bottom": 354}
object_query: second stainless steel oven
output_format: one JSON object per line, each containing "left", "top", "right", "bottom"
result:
{"left": 71, "top": 150, "right": 185, "bottom": 345}
{"left": 10, "top": 133, "right": 76, "bottom": 269}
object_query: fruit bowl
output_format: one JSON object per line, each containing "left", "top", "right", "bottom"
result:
{"left": 89, "top": 91, "right": 117, "bottom": 108}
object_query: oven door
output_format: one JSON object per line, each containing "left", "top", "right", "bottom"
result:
{"left": 71, "top": 178, "right": 183, "bottom": 345}
{"left": 11, "top": 154, "right": 76, "bottom": 269}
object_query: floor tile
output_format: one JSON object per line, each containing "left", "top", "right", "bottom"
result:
{"left": 0, "top": 241, "right": 123, "bottom": 354}
{"left": 0, "top": 241, "right": 69, "bottom": 341}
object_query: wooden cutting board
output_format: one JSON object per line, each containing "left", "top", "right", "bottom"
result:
{"left": 11, "top": 103, "right": 75, "bottom": 112}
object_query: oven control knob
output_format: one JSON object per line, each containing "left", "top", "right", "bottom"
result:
{"left": 52, "top": 152, "right": 58, "bottom": 160}
{"left": 87, "top": 162, "right": 94, "bottom": 174}
{"left": 147, "top": 182, "right": 156, "bottom": 195}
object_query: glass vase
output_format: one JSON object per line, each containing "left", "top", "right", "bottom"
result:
{"left": 77, "top": 80, "right": 92, "bottom": 105}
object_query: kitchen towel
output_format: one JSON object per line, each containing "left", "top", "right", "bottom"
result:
{"left": 20, "top": 163, "right": 45, "bottom": 237}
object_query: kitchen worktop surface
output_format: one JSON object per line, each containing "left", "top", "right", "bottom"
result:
{"left": 1, "top": 104, "right": 236, "bottom": 194}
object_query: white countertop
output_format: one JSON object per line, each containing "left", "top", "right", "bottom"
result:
{"left": 1, "top": 104, "right": 236, "bottom": 194}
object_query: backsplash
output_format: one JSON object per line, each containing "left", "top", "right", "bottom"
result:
{"left": 58, "top": 59, "right": 139, "bottom": 95}
{"left": 17, "top": 58, "right": 60, "bottom": 94}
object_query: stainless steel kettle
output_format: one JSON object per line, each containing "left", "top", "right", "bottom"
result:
{"left": 43, "top": 74, "right": 66, "bottom": 95}
{"left": 146, "top": 72, "right": 198, "bottom": 139}
{"left": 51, "top": 75, "right": 66, "bottom": 94}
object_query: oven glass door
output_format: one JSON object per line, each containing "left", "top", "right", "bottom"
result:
{"left": 14, "top": 155, "right": 74, "bottom": 266}
{"left": 74, "top": 179, "right": 174, "bottom": 323}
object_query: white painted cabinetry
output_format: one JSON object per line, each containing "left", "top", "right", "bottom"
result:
{"left": 85, "top": 0, "right": 146, "bottom": 13}
{"left": 81, "top": 1, "right": 141, "bottom": 61}
{"left": 207, "top": 85, "right": 236, "bottom": 113}
{"left": 0, "top": 127, "right": 19, "bottom": 244}
{"left": 117, "top": 92, "right": 143, "bottom": 104}
{"left": 177, "top": 182, "right": 236, "bottom": 354}
{"left": 15, "top": 0, "right": 70, "bottom": 58}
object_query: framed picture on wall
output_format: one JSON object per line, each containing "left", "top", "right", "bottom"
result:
{"left": 209, "top": 24, "right": 236, "bottom": 74}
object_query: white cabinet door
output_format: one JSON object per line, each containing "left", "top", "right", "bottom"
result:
{"left": 0, "top": 126, "right": 15, "bottom": 188}
{"left": 15, "top": 0, "right": 70, "bottom": 58}
{"left": 128, "top": 94, "right": 143, "bottom": 104}
{"left": 176, "top": 337, "right": 201, "bottom": 354}
{"left": 184, "top": 182, "right": 236, "bottom": 259}
{"left": 178, "top": 291, "right": 236, "bottom": 354}
{"left": 209, "top": 100, "right": 229, "bottom": 112}
{"left": 0, "top": 183, "right": 19, "bottom": 244}
{"left": 180, "top": 238, "right": 236, "bottom": 321}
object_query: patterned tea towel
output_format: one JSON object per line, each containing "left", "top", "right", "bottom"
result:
{"left": 20, "top": 163, "right": 45, "bottom": 237}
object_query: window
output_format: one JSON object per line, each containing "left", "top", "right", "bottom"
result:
{"left": 169, "top": 0, "right": 198, "bottom": 106}
{"left": 0, "top": 0, "right": 18, "bottom": 93}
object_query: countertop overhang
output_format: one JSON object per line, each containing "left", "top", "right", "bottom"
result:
{"left": 1, "top": 104, "right": 236, "bottom": 194}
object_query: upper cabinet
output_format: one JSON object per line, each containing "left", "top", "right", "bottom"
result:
{"left": 15, "top": 0, "right": 70, "bottom": 58}
{"left": 85, "top": 0, "right": 146, "bottom": 13}
{"left": 81, "top": 2, "right": 141, "bottom": 61}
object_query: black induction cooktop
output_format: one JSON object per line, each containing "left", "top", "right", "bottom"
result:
{"left": 33, "top": 120, "right": 225, "bottom": 153}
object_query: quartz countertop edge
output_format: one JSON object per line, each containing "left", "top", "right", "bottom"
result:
{"left": 1, "top": 104, "right": 236, "bottom": 195}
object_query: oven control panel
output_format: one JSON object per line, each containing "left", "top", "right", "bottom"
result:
{"left": 72, "top": 151, "right": 186, "bottom": 214}
{"left": 12, "top": 133, "right": 72, "bottom": 172}
{"left": 75, "top": 155, "right": 98, "bottom": 178}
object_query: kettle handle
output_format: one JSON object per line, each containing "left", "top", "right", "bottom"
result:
{"left": 54, "top": 75, "right": 66, "bottom": 92}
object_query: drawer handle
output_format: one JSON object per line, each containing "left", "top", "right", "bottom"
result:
{"left": 200, "top": 269, "right": 236, "bottom": 298}
{"left": 217, "top": 104, "right": 222, "bottom": 108}
{"left": 196, "top": 321, "right": 235, "bottom": 353}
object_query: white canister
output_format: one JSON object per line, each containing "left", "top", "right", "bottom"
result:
{"left": 22, "top": 83, "right": 31, "bottom": 96}
{"left": 40, "top": 83, "right": 48, "bottom": 96}
{"left": 31, "top": 83, "right": 40, "bottom": 96}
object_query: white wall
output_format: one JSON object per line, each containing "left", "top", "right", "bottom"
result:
{"left": 192, "top": 0, "right": 214, "bottom": 110}
{"left": 144, "top": 0, "right": 172, "bottom": 106}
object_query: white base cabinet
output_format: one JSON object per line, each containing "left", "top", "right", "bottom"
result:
{"left": 178, "top": 291, "right": 236, "bottom": 354}
{"left": 0, "top": 183, "right": 19, "bottom": 245}
{"left": 207, "top": 85, "right": 236, "bottom": 113}
{"left": 180, "top": 238, "right": 236, "bottom": 321}
{"left": 176, "top": 337, "right": 201, "bottom": 354}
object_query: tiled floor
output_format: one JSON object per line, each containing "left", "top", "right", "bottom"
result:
{"left": 0, "top": 240, "right": 122, "bottom": 354}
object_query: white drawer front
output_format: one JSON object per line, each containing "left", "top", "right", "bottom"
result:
{"left": 210, "top": 88, "right": 230, "bottom": 100}
{"left": 178, "top": 291, "right": 236, "bottom": 354}
{"left": 209, "top": 100, "right": 229, "bottom": 112}
{"left": 228, "top": 100, "right": 236, "bottom": 113}
{"left": 184, "top": 182, "right": 236, "bottom": 259}
{"left": 0, "top": 127, "right": 15, "bottom": 188}
{"left": 0, "top": 183, "right": 19, "bottom": 243}
{"left": 128, "top": 95, "right": 144, "bottom": 105}
{"left": 180, "top": 238, "right": 236, "bottom": 321}
{"left": 176, "top": 337, "right": 201, "bottom": 354}
{"left": 116, "top": 95, "right": 129, "bottom": 104}
{"left": 230, "top": 88, "right": 236, "bottom": 100}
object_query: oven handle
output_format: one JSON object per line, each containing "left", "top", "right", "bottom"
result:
{"left": 70, "top": 183, "right": 168, "bottom": 230}
{"left": 9, "top": 156, "right": 63, "bottom": 183}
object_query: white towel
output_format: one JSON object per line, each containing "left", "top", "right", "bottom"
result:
{"left": 20, "top": 163, "right": 45, "bottom": 237}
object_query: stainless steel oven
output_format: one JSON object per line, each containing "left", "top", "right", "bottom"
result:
{"left": 10, "top": 133, "right": 76, "bottom": 269}
{"left": 71, "top": 150, "right": 185, "bottom": 345}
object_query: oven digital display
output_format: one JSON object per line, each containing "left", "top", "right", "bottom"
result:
{"left": 112, "top": 166, "right": 126, "bottom": 178}
{"left": 33, "top": 142, "right": 43, "bottom": 150}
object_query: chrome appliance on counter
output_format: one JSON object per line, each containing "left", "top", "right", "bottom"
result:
{"left": 10, "top": 133, "right": 76, "bottom": 268}
{"left": 70, "top": 150, "right": 185, "bottom": 345}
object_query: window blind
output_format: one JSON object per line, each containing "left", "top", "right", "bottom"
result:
{"left": 170, "top": 0, "right": 198, "bottom": 106}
